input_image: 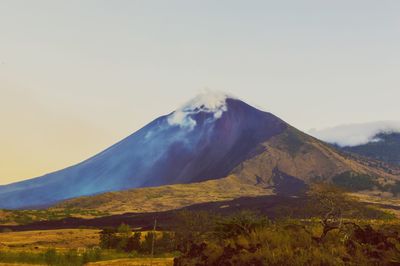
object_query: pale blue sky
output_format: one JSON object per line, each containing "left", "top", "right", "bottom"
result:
{"left": 1, "top": 0, "right": 399, "bottom": 184}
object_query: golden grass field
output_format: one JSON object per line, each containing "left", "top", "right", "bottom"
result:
{"left": 0, "top": 229, "right": 174, "bottom": 265}
{"left": 0, "top": 176, "right": 272, "bottom": 226}
{"left": 0, "top": 229, "right": 100, "bottom": 252}
{"left": 349, "top": 191, "right": 400, "bottom": 218}
{"left": 0, "top": 262, "right": 44, "bottom": 266}
{"left": 55, "top": 175, "right": 273, "bottom": 214}
{"left": 0, "top": 258, "right": 174, "bottom": 266}
{"left": 0, "top": 264, "right": 42, "bottom": 266}
{"left": 0, "top": 229, "right": 165, "bottom": 251}
{"left": 86, "top": 258, "right": 174, "bottom": 266}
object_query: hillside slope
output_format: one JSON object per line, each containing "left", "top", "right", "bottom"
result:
{"left": 54, "top": 175, "right": 273, "bottom": 214}
{"left": 233, "top": 127, "right": 400, "bottom": 187}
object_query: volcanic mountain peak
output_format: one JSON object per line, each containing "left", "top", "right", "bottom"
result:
{"left": 0, "top": 94, "right": 286, "bottom": 209}
{"left": 1, "top": 94, "right": 399, "bottom": 210}
{"left": 167, "top": 91, "right": 233, "bottom": 130}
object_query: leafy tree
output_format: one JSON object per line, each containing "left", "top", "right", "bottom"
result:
{"left": 125, "top": 232, "right": 141, "bottom": 252}
{"left": 141, "top": 232, "right": 156, "bottom": 254}
{"left": 157, "top": 232, "right": 175, "bottom": 253}
{"left": 116, "top": 223, "right": 132, "bottom": 251}
{"left": 99, "top": 228, "right": 118, "bottom": 249}
{"left": 117, "top": 223, "right": 132, "bottom": 237}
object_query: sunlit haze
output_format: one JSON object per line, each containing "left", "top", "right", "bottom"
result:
{"left": 1, "top": 0, "right": 400, "bottom": 184}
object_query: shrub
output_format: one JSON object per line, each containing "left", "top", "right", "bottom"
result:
{"left": 156, "top": 232, "right": 176, "bottom": 253}
{"left": 214, "top": 210, "right": 269, "bottom": 239}
{"left": 99, "top": 228, "right": 118, "bottom": 249}
{"left": 141, "top": 232, "right": 156, "bottom": 254}
{"left": 125, "top": 232, "right": 141, "bottom": 252}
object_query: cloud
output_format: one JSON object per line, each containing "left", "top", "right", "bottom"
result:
{"left": 309, "top": 121, "right": 400, "bottom": 147}
{"left": 167, "top": 90, "right": 234, "bottom": 130}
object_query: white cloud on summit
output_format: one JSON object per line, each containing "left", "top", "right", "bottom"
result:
{"left": 309, "top": 121, "right": 400, "bottom": 147}
{"left": 167, "top": 90, "right": 234, "bottom": 130}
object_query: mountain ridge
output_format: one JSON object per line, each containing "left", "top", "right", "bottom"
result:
{"left": 340, "top": 132, "right": 400, "bottom": 166}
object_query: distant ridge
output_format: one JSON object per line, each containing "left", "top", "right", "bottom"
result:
{"left": 340, "top": 132, "right": 400, "bottom": 166}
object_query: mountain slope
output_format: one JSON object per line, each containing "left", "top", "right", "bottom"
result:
{"left": 53, "top": 175, "right": 273, "bottom": 214}
{"left": 1, "top": 93, "right": 399, "bottom": 210}
{"left": 53, "top": 129, "right": 400, "bottom": 214}
{"left": 232, "top": 128, "right": 400, "bottom": 186}
{"left": 0, "top": 93, "right": 286, "bottom": 209}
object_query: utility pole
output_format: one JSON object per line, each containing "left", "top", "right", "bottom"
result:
{"left": 150, "top": 218, "right": 157, "bottom": 266}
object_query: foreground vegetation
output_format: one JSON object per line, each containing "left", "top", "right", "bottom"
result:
{"left": 1, "top": 184, "right": 400, "bottom": 265}
{"left": 174, "top": 185, "right": 400, "bottom": 265}
{"left": 92, "top": 184, "right": 400, "bottom": 265}
{"left": 175, "top": 215, "right": 400, "bottom": 265}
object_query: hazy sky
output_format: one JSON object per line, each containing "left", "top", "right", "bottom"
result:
{"left": 1, "top": 0, "right": 400, "bottom": 185}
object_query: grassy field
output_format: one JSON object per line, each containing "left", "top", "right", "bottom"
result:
{"left": 0, "top": 262, "right": 45, "bottom": 266}
{"left": 0, "top": 258, "right": 173, "bottom": 266}
{"left": 87, "top": 258, "right": 174, "bottom": 266}
{"left": 0, "top": 228, "right": 175, "bottom": 265}
{"left": 0, "top": 229, "right": 100, "bottom": 252}
{"left": 0, "top": 229, "right": 165, "bottom": 251}
{"left": 0, "top": 264, "right": 44, "bottom": 266}
{"left": 54, "top": 175, "right": 273, "bottom": 214}
{"left": 0, "top": 176, "right": 273, "bottom": 227}
{"left": 0, "top": 209, "right": 108, "bottom": 226}
{"left": 350, "top": 191, "right": 400, "bottom": 218}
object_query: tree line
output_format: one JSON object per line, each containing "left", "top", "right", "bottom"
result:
{"left": 99, "top": 223, "right": 176, "bottom": 254}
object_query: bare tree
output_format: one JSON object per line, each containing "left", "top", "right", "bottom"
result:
{"left": 308, "top": 183, "right": 354, "bottom": 242}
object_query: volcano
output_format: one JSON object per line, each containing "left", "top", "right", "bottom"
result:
{"left": 0, "top": 92, "right": 399, "bottom": 209}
